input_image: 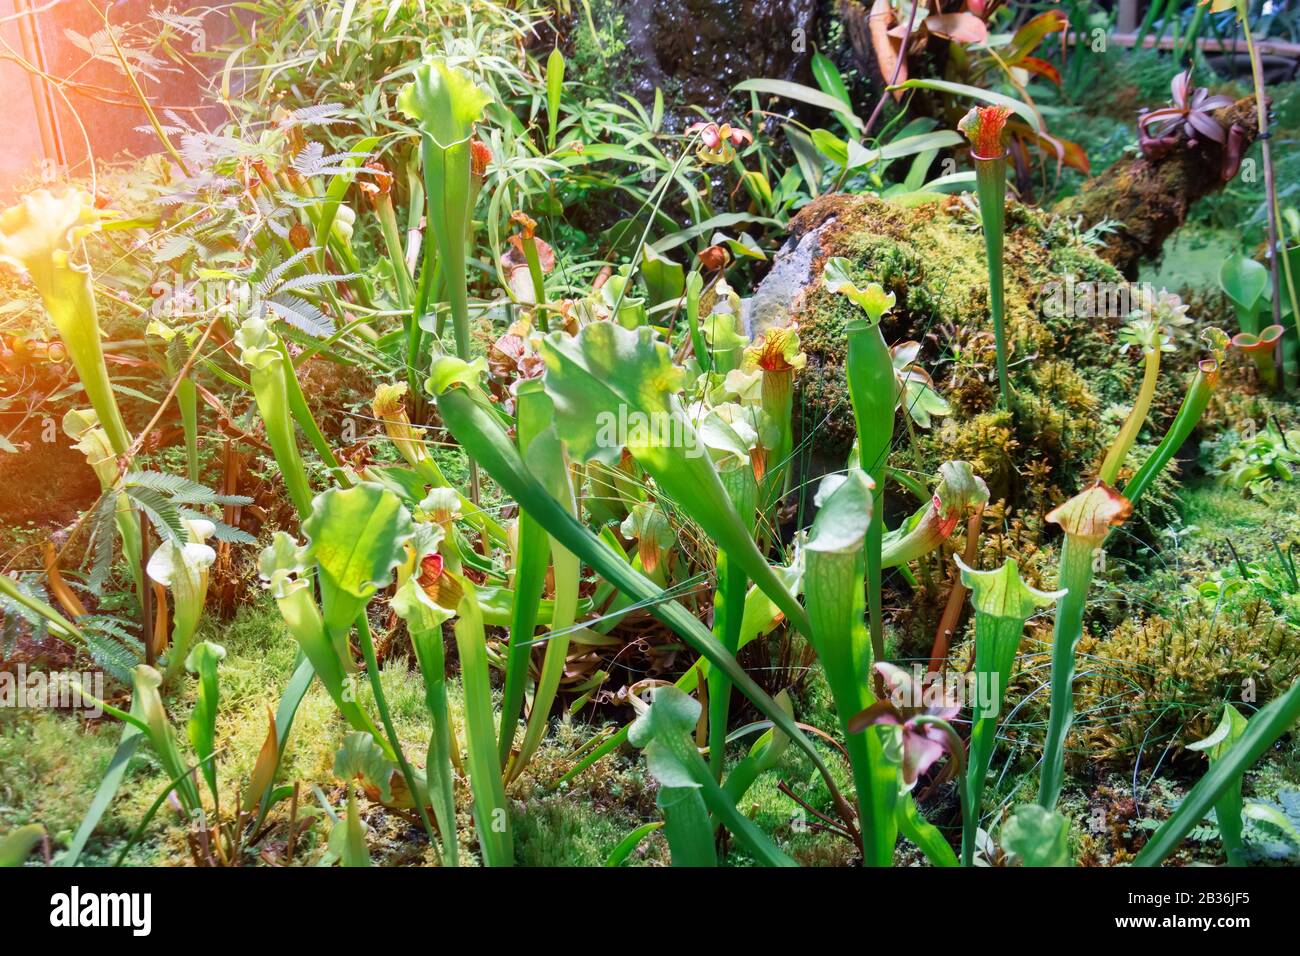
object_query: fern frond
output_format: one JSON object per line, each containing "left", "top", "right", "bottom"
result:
{"left": 257, "top": 245, "right": 320, "bottom": 292}
{"left": 122, "top": 471, "right": 251, "bottom": 507}
{"left": 124, "top": 487, "right": 186, "bottom": 544}
{"left": 271, "top": 272, "right": 359, "bottom": 296}
{"left": 82, "top": 627, "right": 143, "bottom": 684}
{"left": 283, "top": 103, "right": 347, "bottom": 127}
{"left": 176, "top": 508, "right": 255, "bottom": 544}
{"left": 263, "top": 294, "right": 335, "bottom": 337}
{"left": 0, "top": 573, "right": 50, "bottom": 652}
{"left": 86, "top": 494, "right": 119, "bottom": 595}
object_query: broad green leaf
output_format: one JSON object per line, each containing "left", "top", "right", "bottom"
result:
{"left": 1002, "top": 804, "right": 1071, "bottom": 866}
{"left": 1219, "top": 252, "right": 1269, "bottom": 316}
{"left": 0, "top": 824, "right": 45, "bottom": 866}
{"left": 302, "top": 484, "right": 415, "bottom": 658}
{"left": 630, "top": 686, "right": 795, "bottom": 866}
{"left": 876, "top": 130, "right": 964, "bottom": 162}
{"left": 640, "top": 244, "right": 686, "bottom": 308}
{"left": 314, "top": 135, "right": 381, "bottom": 260}
{"left": 130, "top": 665, "right": 201, "bottom": 812}
{"left": 811, "top": 128, "right": 869, "bottom": 170}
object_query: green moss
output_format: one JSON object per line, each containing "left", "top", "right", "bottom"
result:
{"left": 0, "top": 709, "right": 168, "bottom": 863}
{"left": 1071, "top": 596, "right": 1299, "bottom": 764}
{"left": 1180, "top": 482, "right": 1300, "bottom": 563}
{"left": 791, "top": 195, "right": 1131, "bottom": 501}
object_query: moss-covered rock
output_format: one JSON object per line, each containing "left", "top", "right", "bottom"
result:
{"left": 766, "top": 192, "right": 1197, "bottom": 510}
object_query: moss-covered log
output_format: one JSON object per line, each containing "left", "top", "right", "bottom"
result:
{"left": 1052, "top": 96, "right": 1261, "bottom": 278}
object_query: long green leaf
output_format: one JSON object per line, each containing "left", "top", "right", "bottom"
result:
{"left": 604, "top": 821, "right": 663, "bottom": 866}
{"left": 546, "top": 47, "right": 565, "bottom": 152}
{"left": 1133, "top": 678, "right": 1300, "bottom": 866}
{"left": 731, "top": 78, "right": 864, "bottom": 133}
{"left": 454, "top": 579, "right": 513, "bottom": 866}
{"left": 889, "top": 79, "right": 1042, "bottom": 133}
{"left": 62, "top": 729, "right": 143, "bottom": 866}
{"left": 434, "top": 386, "right": 840, "bottom": 793}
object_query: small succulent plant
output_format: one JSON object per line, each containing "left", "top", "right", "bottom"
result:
{"left": 1139, "top": 70, "right": 1234, "bottom": 147}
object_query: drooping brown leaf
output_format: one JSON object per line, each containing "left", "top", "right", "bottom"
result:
{"left": 869, "top": 0, "right": 905, "bottom": 100}
{"left": 242, "top": 705, "right": 280, "bottom": 812}
{"left": 923, "top": 12, "right": 988, "bottom": 43}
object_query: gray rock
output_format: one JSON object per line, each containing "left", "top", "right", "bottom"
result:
{"left": 741, "top": 217, "right": 834, "bottom": 337}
